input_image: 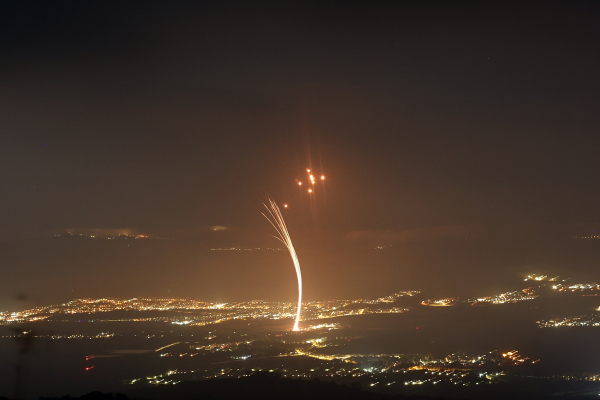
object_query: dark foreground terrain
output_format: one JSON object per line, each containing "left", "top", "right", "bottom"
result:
{"left": 0, "top": 372, "right": 591, "bottom": 400}
{"left": 7, "top": 373, "right": 447, "bottom": 400}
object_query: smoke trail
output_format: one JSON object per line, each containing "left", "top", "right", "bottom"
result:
{"left": 262, "top": 199, "right": 302, "bottom": 331}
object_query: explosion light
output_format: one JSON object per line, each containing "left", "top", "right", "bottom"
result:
{"left": 297, "top": 168, "right": 325, "bottom": 193}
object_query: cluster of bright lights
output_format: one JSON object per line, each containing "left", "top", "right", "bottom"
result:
{"left": 551, "top": 283, "right": 600, "bottom": 292}
{"left": 468, "top": 288, "right": 537, "bottom": 305}
{"left": 128, "top": 345, "right": 545, "bottom": 388}
{"left": 1, "top": 293, "right": 415, "bottom": 327}
{"left": 525, "top": 273, "right": 562, "bottom": 282}
{"left": 296, "top": 168, "right": 325, "bottom": 194}
{"left": 525, "top": 274, "right": 548, "bottom": 281}
{"left": 300, "top": 322, "right": 341, "bottom": 331}
{"left": 421, "top": 298, "right": 459, "bottom": 306}
{"left": 538, "top": 313, "right": 600, "bottom": 328}
{"left": 501, "top": 350, "right": 530, "bottom": 364}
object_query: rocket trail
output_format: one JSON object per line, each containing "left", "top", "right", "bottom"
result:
{"left": 262, "top": 198, "right": 302, "bottom": 331}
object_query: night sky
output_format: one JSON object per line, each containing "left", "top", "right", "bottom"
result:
{"left": 2, "top": 2, "right": 600, "bottom": 311}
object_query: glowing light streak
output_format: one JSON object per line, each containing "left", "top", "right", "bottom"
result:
{"left": 262, "top": 199, "right": 303, "bottom": 331}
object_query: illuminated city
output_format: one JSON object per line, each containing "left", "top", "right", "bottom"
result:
{"left": 421, "top": 298, "right": 459, "bottom": 307}
{"left": 537, "top": 314, "right": 600, "bottom": 328}
{"left": 551, "top": 283, "right": 600, "bottom": 293}
{"left": 0, "top": 292, "right": 415, "bottom": 326}
{"left": 468, "top": 288, "right": 538, "bottom": 305}
{"left": 3, "top": 273, "right": 600, "bottom": 398}
{"left": 3, "top": 2, "right": 600, "bottom": 399}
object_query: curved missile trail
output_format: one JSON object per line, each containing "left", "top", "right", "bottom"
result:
{"left": 262, "top": 199, "right": 302, "bottom": 331}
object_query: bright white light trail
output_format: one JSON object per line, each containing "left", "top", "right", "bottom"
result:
{"left": 262, "top": 198, "right": 302, "bottom": 331}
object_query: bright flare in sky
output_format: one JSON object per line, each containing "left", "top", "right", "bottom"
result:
{"left": 262, "top": 199, "right": 303, "bottom": 331}
{"left": 297, "top": 168, "right": 325, "bottom": 195}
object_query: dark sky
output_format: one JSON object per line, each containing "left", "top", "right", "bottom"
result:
{"left": 2, "top": 1, "right": 600, "bottom": 310}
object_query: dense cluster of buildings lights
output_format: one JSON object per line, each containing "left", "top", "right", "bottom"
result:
{"left": 537, "top": 314, "right": 600, "bottom": 328}
{"left": 551, "top": 283, "right": 600, "bottom": 292}
{"left": 0, "top": 291, "right": 419, "bottom": 326}
{"left": 468, "top": 288, "right": 537, "bottom": 305}
{"left": 421, "top": 298, "right": 459, "bottom": 306}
